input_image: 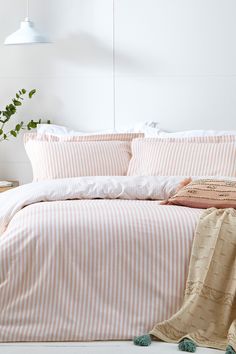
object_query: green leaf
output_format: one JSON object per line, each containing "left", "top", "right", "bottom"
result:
{"left": 12, "top": 99, "right": 22, "bottom": 106}
{"left": 29, "top": 121, "right": 37, "bottom": 128}
{"left": 7, "top": 104, "right": 16, "bottom": 113}
{"left": 29, "top": 89, "right": 36, "bottom": 98}
{"left": 10, "top": 130, "right": 17, "bottom": 137}
{"left": 27, "top": 121, "right": 34, "bottom": 130}
{"left": 2, "top": 112, "right": 10, "bottom": 119}
{"left": 0, "top": 88, "right": 51, "bottom": 142}
{"left": 15, "top": 124, "right": 21, "bottom": 132}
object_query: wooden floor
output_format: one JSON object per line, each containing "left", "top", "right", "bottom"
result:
{"left": 0, "top": 341, "right": 223, "bottom": 354}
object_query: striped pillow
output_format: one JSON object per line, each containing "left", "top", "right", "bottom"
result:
{"left": 127, "top": 136, "right": 236, "bottom": 177}
{"left": 24, "top": 132, "right": 144, "bottom": 143}
{"left": 24, "top": 133, "right": 143, "bottom": 181}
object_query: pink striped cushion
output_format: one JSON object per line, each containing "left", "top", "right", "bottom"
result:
{"left": 25, "top": 133, "right": 143, "bottom": 181}
{"left": 24, "top": 133, "right": 144, "bottom": 181}
{"left": 25, "top": 140, "right": 132, "bottom": 181}
{"left": 127, "top": 136, "right": 236, "bottom": 177}
{"left": 24, "top": 132, "right": 144, "bottom": 143}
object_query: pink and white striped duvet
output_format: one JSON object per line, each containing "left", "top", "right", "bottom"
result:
{"left": 0, "top": 177, "right": 202, "bottom": 342}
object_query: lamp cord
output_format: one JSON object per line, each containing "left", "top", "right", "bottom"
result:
{"left": 112, "top": 0, "right": 116, "bottom": 132}
{"left": 26, "top": 0, "right": 29, "bottom": 19}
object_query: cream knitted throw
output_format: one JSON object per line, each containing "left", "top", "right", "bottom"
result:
{"left": 150, "top": 208, "right": 236, "bottom": 351}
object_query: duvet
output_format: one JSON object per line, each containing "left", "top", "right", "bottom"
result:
{"left": 0, "top": 176, "right": 202, "bottom": 342}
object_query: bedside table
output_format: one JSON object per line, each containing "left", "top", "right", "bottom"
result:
{"left": 0, "top": 180, "right": 19, "bottom": 193}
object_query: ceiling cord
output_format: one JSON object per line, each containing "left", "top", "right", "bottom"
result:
{"left": 26, "top": 0, "right": 29, "bottom": 19}
{"left": 112, "top": 0, "right": 116, "bottom": 131}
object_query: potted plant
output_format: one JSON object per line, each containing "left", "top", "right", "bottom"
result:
{"left": 0, "top": 88, "right": 50, "bottom": 142}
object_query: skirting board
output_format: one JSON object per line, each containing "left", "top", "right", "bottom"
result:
{"left": 0, "top": 341, "right": 222, "bottom": 354}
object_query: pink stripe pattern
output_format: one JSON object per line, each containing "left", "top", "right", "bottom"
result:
{"left": 0, "top": 199, "right": 201, "bottom": 342}
{"left": 127, "top": 136, "right": 236, "bottom": 177}
{"left": 24, "top": 132, "right": 144, "bottom": 143}
{"left": 25, "top": 140, "right": 132, "bottom": 180}
{"left": 24, "top": 133, "right": 144, "bottom": 181}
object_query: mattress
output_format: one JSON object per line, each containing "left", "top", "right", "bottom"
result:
{"left": 0, "top": 177, "right": 202, "bottom": 341}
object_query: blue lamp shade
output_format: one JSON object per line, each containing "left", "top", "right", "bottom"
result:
{"left": 4, "top": 18, "right": 50, "bottom": 45}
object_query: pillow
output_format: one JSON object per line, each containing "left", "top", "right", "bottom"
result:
{"left": 25, "top": 132, "right": 144, "bottom": 142}
{"left": 24, "top": 133, "right": 143, "bottom": 181}
{"left": 156, "top": 129, "right": 236, "bottom": 137}
{"left": 36, "top": 121, "right": 159, "bottom": 137}
{"left": 127, "top": 136, "right": 236, "bottom": 177}
{"left": 36, "top": 124, "right": 117, "bottom": 137}
{"left": 162, "top": 179, "right": 236, "bottom": 209}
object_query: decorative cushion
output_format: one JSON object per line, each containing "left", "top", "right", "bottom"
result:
{"left": 162, "top": 179, "right": 236, "bottom": 209}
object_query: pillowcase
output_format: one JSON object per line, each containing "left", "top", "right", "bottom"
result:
{"left": 156, "top": 129, "right": 236, "bottom": 137}
{"left": 36, "top": 124, "right": 117, "bottom": 137}
{"left": 36, "top": 121, "right": 159, "bottom": 137}
{"left": 24, "top": 133, "right": 143, "bottom": 181}
{"left": 25, "top": 132, "right": 144, "bottom": 142}
{"left": 162, "top": 179, "right": 236, "bottom": 209}
{"left": 127, "top": 136, "right": 236, "bottom": 177}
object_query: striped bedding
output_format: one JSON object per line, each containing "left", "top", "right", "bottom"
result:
{"left": 0, "top": 177, "right": 202, "bottom": 342}
{"left": 25, "top": 140, "right": 132, "bottom": 180}
{"left": 127, "top": 136, "right": 236, "bottom": 176}
{"left": 24, "top": 133, "right": 144, "bottom": 181}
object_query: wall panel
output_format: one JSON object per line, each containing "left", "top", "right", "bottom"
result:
{"left": 0, "top": 0, "right": 235, "bottom": 183}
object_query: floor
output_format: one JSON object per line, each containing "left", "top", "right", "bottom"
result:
{"left": 0, "top": 341, "right": 223, "bottom": 354}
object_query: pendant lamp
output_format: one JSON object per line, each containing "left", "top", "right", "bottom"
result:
{"left": 4, "top": 0, "right": 50, "bottom": 45}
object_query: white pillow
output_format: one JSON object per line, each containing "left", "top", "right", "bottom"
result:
{"left": 37, "top": 124, "right": 115, "bottom": 137}
{"left": 37, "top": 121, "right": 160, "bottom": 137}
{"left": 156, "top": 129, "right": 236, "bottom": 137}
{"left": 117, "top": 121, "right": 160, "bottom": 136}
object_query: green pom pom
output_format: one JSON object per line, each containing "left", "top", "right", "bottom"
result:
{"left": 226, "top": 346, "right": 236, "bottom": 354}
{"left": 134, "top": 334, "right": 152, "bottom": 346}
{"left": 178, "top": 339, "right": 197, "bottom": 353}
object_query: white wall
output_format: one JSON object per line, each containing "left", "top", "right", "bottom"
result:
{"left": 0, "top": 0, "right": 236, "bottom": 183}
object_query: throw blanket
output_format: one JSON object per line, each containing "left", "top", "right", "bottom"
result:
{"left": 150, "top": 208, "right": 236, "bottom": 351}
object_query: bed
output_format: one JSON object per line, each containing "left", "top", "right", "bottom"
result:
{"left": 0, "top": 128, "right": 235, "bottom": 342}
